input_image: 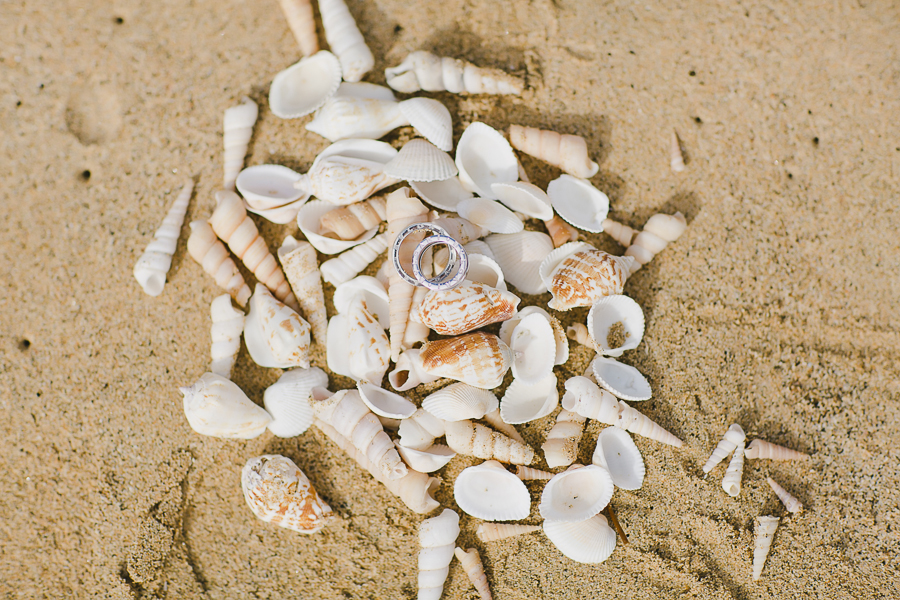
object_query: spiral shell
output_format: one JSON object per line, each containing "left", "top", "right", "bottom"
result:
{"left": 318, "top": 0, "right": 373, "bottom": 82}
{"left": 398, "top": 408, "right": 446, "bottom": 450}
{"left": 418, "top": 509, "right": 460, "bottom": 600}
{"left": 509, "top": 125, "right": 598, "bottom": 178}
{"left": 767, "top": 477, "right": 803, "bottom": 513}
{"left": 413, "top": 282, "right": 520, "bottom": 336}
{"left": 133, "top": 180, "right": 193, "bottom": 297}
{"left": 444, "top": 420, "right": 534, "bottom": 465}
{"left": 209, "top": 294, "right": 244, "bottom": 378}
{"left": 547, "top": 249, "right": 633, "bottom": 311}
{"left": 544, "top": 215, "right": 579, "bottom": 248}
{"left": 670, "top": 129, "right": 685, "bottom": 173}
{"left": 346, "top": 296, "right": 391, "bottom": 383}
{"left": 624, "top": 212, "right": 688, "bottom": 275}
{"left": 745, "top": 439, "right": 810, "bottom": 461}
{"left": 223, "top": 98, "right": 258, "bottom": 191}
{"left": 542, "top": 409, "right": 586, "bottom": 468}
{"left": 422, "top": 383, "right": 498, "bottom": 422}
{"left": 476, "top": 523, "right": 540, "bottom": 542}
{"left": 187, "top": 220, "right": 251, "bottom": 306}
{"left": 616, "top": 401, "right": 683, "bottom": 448}
{"left": 180, "top": 372, "right": 271, "bottom": 439}
{"left": 278, "top": 236, "right": 327, "bottom": 345}
{"left": 419, "top": 332, "right": 513, "bottom": 390}
{"left": 455, "top": 547, "right": 492, "bottom": 600}
{"left": 702, "top": 424, "right": 746, "bottom": 473}
{"left": 277, "top": 0, "right": 318, "bottom": 56}
{"left": 721, "top": 442, "right": 745, "bottom": 497}
{"left": 752, "top": 516, "right": 779, "bottom": 580}
{"left": 601, "top": 218, "right": 639, "bottom": 247}
{"left": 243, "top": 284, "right": 311, "bottom": 369}
{"left": 516, "top": 466, "right": 554, "bottom": 480}
{"left": 385, "top": 51, "right": 524, "bottom": 95}
{"left": 320, "top": 232, "right": 389, "bottom": 286}
{"left": 566, "top": 323, "right": 597, "bottom": 350}
{"left": 241, "top": 455, "right": 334, "bottom": 534}
{"left": 319, "top": 196, "right": 386, "bottom": 240}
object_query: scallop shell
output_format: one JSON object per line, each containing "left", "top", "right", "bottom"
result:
{"left": 543, "top": 513, "right": 616, "bottom": 564}
{"left": 357, "top": 381, "right": 416, "bottom": 419}
{"left": 538, "top": 241, "right": 594, "bottom": 291}
{"left": 383, "top": 138, "right": 458, "bottom": 182}
{"left": 456, "top": 198, "right": 524, "bottom": 234}
{"left": 180, "top": 372, "right": 272, "bottom": 439}
{"left": 592, "top": 428, "right": 645, "bottom": 490}
{"left": 500, "top": 373, "right": 559, "bottom": 424}
{"left": 539, "top": 465, "right": 614, "bottom": 522}
{"left": 418, "top": 508, "right": 460, "bottom": 600}
{"left": 702, "top": 423, "right": 746, "bottom": 473}
{"left": 465, "top": 254, "right": 507, "bottom": 291}
{"left": 263, "top": 367, "right": 329, "bottom": 437}
{"left": 298, "top": 200, "right": 379, "bottom": 254}
{"left": 398, "top": 408, "right": 446, "bottom": 450}
{"left": 454, "top": 460, "right": 531, "bottom": 521}
{"left": 745, "top": 439, "right": 810, "bottom": 461}
{"left": 395, "top": 442, "right": 456, "bottom": 473}
{"left": 752, "top": 516, "right": 780, "bottom": 580}
{"left": 484, "top": 231, "right": 554, "bottom": 294}
{"left": 306, "top": 94, "right": 406, "bottom": 142}
{"left": 414, "top": 282, "right": 520, "bottom": 336}
{"left": 476, "top": 523, "right": 540, "bottom": 542}
{"left": 236, "top": 165, "right": 308, "bottom": 213}
{"left": 420, "top": 332, "right": 513, "bottom": 390}
{"left": 509, "top": 313, "right": 556, "bottom": 385}
{"left": 244, "top": 284, "right": 311, "bottom": 369}
{"left": 398, "top": 98, "right": 453, "bottom": 151}
{"left": 241, "top": 455, "right": 334, "bottom": 534}
{"left": 422, "top": 382, "right": 499, "bottom": 422}
{"left": 547, "top": 175, "right": 609, "bottom": 233}
{"left": 269, "top": 51, "right": 342, "bottom": 118}
{"left": 333, "top": 276, "right": 389, "bottom": 328}
{"left": 587, "top": 295, "right": 645, "bottom": 357}
{"left": 455, "top": 122, "right": 518, "bottom": 198}
{"left": 547, "top": 249, "right": 633, "bottom": 311}
{"left": 490, "top": 181, "right": 553, "bottom": 220}
{"left": 767, "top": 477, "right": 803, "bottom": 513}
{"left": 133, "top": 180, "right": 193, "bottom": 297}
{"left": 411, "top": 177, "right": 474, "bottom": 212}
{"left": 590, "top": 356, "right": 652, "bottom": 401}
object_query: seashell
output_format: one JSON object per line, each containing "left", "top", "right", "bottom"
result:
{"left": 465, "top": 253, "right": 507, "bottom": 291}
{"left": 277, "top": 0, "right": 318, "bottom": 56}
{"left": 186, "top": 220, "right": 252, "bottom": 306}
{"left": 310, "top": 389, "right": 407, "bottom": 479}
{"left": 464, "top": 240, "right": 495, "bottom": 261}
{"left": 592, "top": 427, "right": 645, "bottom": 490}
{"left": 422, "top": 383, "right": 498, "bottom": 422}
{"left": 357, "top": 381, "right": 416, "bottom": 419}
{"left": 209, "top": 294, "right": 244, "bottom": 378}
{"left": 411, "top": 177, "right": 474, "bottom": 212}
{"left": 543, "top": 513, "right": 616, "bottom": 564}
{"left": 752, "top": 516, "right": 780, "bottom": 580}
{"left": 542, "top": 409, "right": 586, "bottom": 468}
{"left": 318, "top": 0, "right": 373, "bottom": 82}
{"left": 413, "top": 282, "right": 519, "bottom": 336}
{"left": 319, "top": 196, "right": 386, "bottom": 240}
{"left": 624, "top": 212, "right": 688, "bottom": 275}
{"left": 223, "top": 98, "right": 258, "bottom": 191}
{"left": 180, "top": 372, "right": 271, "bottom": 439}
{"left": 417, "top": 509, "right": 460, "bottom": 600}
{"left": 544, "top": 214, "right": 580, "bottom": 248}
{"left": 547, "top": 248, "right": 633, "bottom": 312}
{"left": 210, "top": 190, "right": 299, "bottom": 310}
{"left": 500, "top": 373, "right": 558, "bottom": 424}
{"left": 263, "top": 367, "right": 328, "bottom": 437}
{"left": 244, "top": 284, "right": 311, "bottom": 369}
{"left": 383, "top": 138, "right": 458, "bottom": 183}
{"left": 566, "top": 323, "right": 597, "bottom": 351}
{"left": 546, "top": 175, "right": 609, "bottom": 233}
{"left": 481, "top": 408, "right": 525, "bottom": 444}
{"left": 498, "top": 306, "right": 568, "bottom": 366}
{"left": 617, "top": 401, "right": 683, "bottom": 447}
{"left": 325, "top": 314, "right": 351, "bottom": 377}
{"left": 509, "top": 313, "right": 556, "bottom": 385}
{"left": 591, "top": 356, "right": 652, "bottom": 401}
{"left": 455, "top": 123, "right": 519, "bottom": 198}
{"left": 484, "top": 231, "right": 554, "bottom": 294}
{"left": 306, "top": 93, "right": 406, "bottom": 142}
{"left": 395, "top": 442, "right": 455, "bottom": 473}
{"left": 398, "top": 97, "right": 453, "bottom": 152}
{"left": 489, "top": 181, "right": 553, "bottom": 220}
{"left": 320, "top": 233, "right": 388, "bottom": 285}
{"left": 445, "top": 420, "right": 534, "bottom": 464}
{"left": 587, "top": 295, "right": 645, "bottom": 357}
{"left": 601, "top": 218, "right": 639, "bottom": 248}
{"left": 455, "top": 547, "right": 492, "bottom": 600}
{"left": 561, "top": 376, "right": 619, "bottom": 425}
{"left": 388, "top": 349, "right": 441, "bottom": 391}
{"left": 385, "top": 51, "right": 524, "bottom": 95}
{"left": 398, "top": 408, "right": 446, "bottom": 450}
{"left": 516, "top": 466, "right": 554, "bottom": 480}
{"left": 476, "top": 523, "right": 540, "bottom": 542}
{"left": 454, "top": 460, "right": 531, "bottom": 520}
{"left": 298, "top": 200, "right": 380, "bottom": 255}
{"left": 333, "top": 276, "right": 389, "bottom": 328}
{"left": 539, "top": 465, "right": 614, "bottom": 522}
{"left": 430, "top": 216, "right": 489, "bottom": 249}
{"left": 420, "top": 332, "right": 513, "bottom": 390}
{"left": 745, "top": 439, "right": 810, "bottom": 461}
{"left": 670, "top": 129, "right": 685, "bottom": 173}
{"left": 278, "top": 236, "right": 327, "bottom": 344}
{"left": 237, "top": 165, "right": 309, "bottom": 224}
{"left": 722, "top": 442, "right": 745, "bottom": 497}
{"left": 345, "top": 296, "right": 391, "bottom": 383}
{"left": 509, "top": 125, "right": 599, "bottom": 178}
{"left": 298, "top": 140, "right": 400, "bottom": 206}
{"left": 767, "top": 477, "right": 803, "bottom": 513}
{"left": 314, "top": 415, "right": 440, "bottom": 513}
{"left": 134, "top": 180, "right": 193, "bottom": 296}
{"left": 456, "top": 198, "right": 524, "bottom": 234}
{"left": 269, "top": 51, "right": 342, "bottom": 119}
{"left": 241, "top": 455, "right": 334, "bottom": 534}
{"left": 702, "top": 423, "right": 746, "bottom": 474}
{"left": 538, "top": 241, "right": 594, "bottom": 291}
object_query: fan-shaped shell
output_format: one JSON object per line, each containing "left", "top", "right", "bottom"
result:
{"left": 333, "top": 276, "right": 389, "bottom": 328}
{"left": 455, "top": 122, "right": 518, "bottom": 198}
{"left": 383, "top": 138, "right": 457, "bottom": 182}
{"left": 398, "top": 98, "right": 453, "bottom": 151}
{"left": 420, "top": 332, "right": 513, "bottom": 390}
{"left": 415, "top": 282, "right": 520, "bottom": 336}
{"left": 357, "top": 381, "right": 416, "bottom": 419}
{"left": 543, "top": 513, "right": 616, "bottom": 564}
{"left": 500, "top": 373, "right": 558, "bottom": 424}
{"left": 484, "top": 231, "right": 554, "bottom": 294}
{"left": 395, "top": 442, "right": 455, "bottom": 473}
{"left": 592, "top": 427, "right": 645, "bottom": 490}
{"left": 263, "top": 367, "right": 329, "bottom": 437}
{"left": 587, "top": 295, "right": 645, "bottom": 357}
{"left": 491, "top": 181, "right": 553, "bottom": 220}
{"left": 454, "top": 460, "right": 530, "bottom": 521}
{"left": 298, "top": 200, "right": 379, "bottom": 254}
{"left": 180, "top": 372, "right": 272, "bottom": 439}
{"left": 236, "top": 165, "right": 308, "bottom": 209}
{"left": 241, "top": 455, "right": 334, "bottom": 534}
{"left": 538, "top": 241, "right": 594, "bottom": 291}
{"left": 509, "top": 313, "right": 556, "bottom": 385}
{"left": 539, "top": 465, "right": 614, "bottom": 522}
{"left": 591, "top": 356, "right": 652, "bottom": 401}
{"left": 269, "top": 51, "right": 342, "bottom": 118}
{"left": 422, "top": 382, "right": 499, "bottom": 421}
{"left": 457, "top": 198, "right": 524, "bottom": 234}
{"left": 244, "top": 284, "right": 311, "bottom": 369}
{"left": 410, "top": 177, "right": 474, "bottom": 212}
{"left": 465, "top": 254, "right": 506, "bottom": 291}
{"left": 547, "top": 175, "right": 609, "bottom": 232}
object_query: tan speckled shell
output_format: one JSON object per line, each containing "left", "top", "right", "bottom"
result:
{"left": 444, "top": 419, "right": 534, "bottom": 465}
{"left": 319, "top": 195, "right": 386, "bottom": 240}
{"left": 516, "top": 466, "right": 554, "bottom": 480}
{"left": 278, "top": 236, "right": 327, "bottom": 345}
{"left": 186, "top": 220, "right": 251, "bottom": 306}
{"left": 420, "top": 332, "right": 513, "bottom": 389}
{"left": 547, "top": 249, "right": 633, "bottom": 311}
{"left": 509, "top": 125, "right": 598, "bottom": 178}
{"left": 745, "top": 439, "right": 809, "bottom": 461}
{"left": 542, "top": 409, "right": 586, "bottom": 468}
{"left": 241, "top": 455, "right": 334, "bottom": 534}
{"left": 455, "top": 547, "right": 492, "bottom": 600}
{"left": 414, "top": 282, "right": 520, "bottom": 336}
{"left": 544, "top": 215, "right": 579, "bottom": 248}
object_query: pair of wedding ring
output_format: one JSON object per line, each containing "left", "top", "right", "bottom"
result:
{"left": 391, "top": 223, "right": 469, "bottom": 291}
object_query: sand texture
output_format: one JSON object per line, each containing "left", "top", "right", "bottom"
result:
{"left": 2, "top": 0, "right": 900, "bottom": 598}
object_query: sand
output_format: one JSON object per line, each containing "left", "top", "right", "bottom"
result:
{"left": 1, "top": 0, "right": 899, "bottom": 598}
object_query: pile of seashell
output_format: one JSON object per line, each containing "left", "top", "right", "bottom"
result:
{"left": 130, "top": 0, "right": 812, "bottom": 593}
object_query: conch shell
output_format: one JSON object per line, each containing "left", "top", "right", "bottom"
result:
{"left": 547, "top": 249, "right": 633, "bottom": 311}
{"left": 186, "top": 220, "right": 251, "bottom": 306}
{"left": 412, "top": 282, "right": 520, "bottom": 336}
{"left": 180, "top": 372, "right": 271, "bottom": 439}
{"left": 444, "top": 419, "right": 534, "bottom": 465}
{"left": 346, "top": 295, "right": 391, "bottom": 383}
{"left": 745, "top": 439, "right": 809, "bottom": 461}
{"left": 277, "top": 0, "right": 318, "bottom": 57}
{"left": 418, "top": 509, "right": 460, "bottom": 600}
{"left": 419, "top": 332, "right": 513, "bottom": 390}
{"left": 243, "top": 284, "right": 311, "bottom": 369}
{"left": 209, "top": 294, "right": 244, "bottom": 378}
{"left": 542, "top": 409, "right": 586, "bottom": 468}
{"left": 509, "top": 125, "right": 598, "bottom": 178}
{"left": 223, "top": 98, "right": 258, "bottom": 191}
{"left": 319, "top": 195, "right": 386, "bottom": 240}
{"left": 278, "top": 236, "right": 327, "bottom": 344}
{"left": 241, "top": 455, "right": 334, "bottom": 534}
{"left": 455, "top": 547, "right": 492, "bottom": 600}
{"left": 306, "top": 92, "right": 406, "bottom": 142}
{"left": 622, "top": 212, "right": 688, "bottom": 275}
{"left": 318, "top": 0, "right": 373, "bottom": 82}
{"left": 752, "top": 516, "right": 779, "bottom": 580}
{"left": 320, "top": 232, "right": 388, "bottom": 286}
{"left": 385, "top": 51, "right": 523, "bottom": 95}
{"left": 133, "top": 180, "right": 193, "bottom": 297}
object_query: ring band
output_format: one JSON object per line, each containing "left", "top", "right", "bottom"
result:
{"left": 391, "top": 223, "right": 469, "bottom": 290}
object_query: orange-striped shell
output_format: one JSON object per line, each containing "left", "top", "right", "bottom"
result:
{"left": 420, "top": 332, "right": 512, "bottom": 389}
{"left": 547, "top": 249, "right": 632, "bottom": 311}
{"left": 241, "top": 455, "right": 334, "bottom": 534}
{"left": 414, "top": 282, "right": 520, "bottom": 335}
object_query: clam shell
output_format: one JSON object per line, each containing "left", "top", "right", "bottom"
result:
{"left": 420, "top": 332, "right": 513, "bottom": 390}
{"left": 298, "top": 200, "right": 379, "bottom": 254}
{"left": 415, "top": 282, "right": 520, "bottom": 336}
{"left": 241, "top": 455, "right": 334, "bottom": 534}
{"left": 509, "top": 313, "right": 556, "bottom": 385}
{"left": 325, "top": 314, "right": 351, "bottom": 378}
{"left": 543, "top": 513, "right": 617, "bottom": 564}
{"left": 547, "top": 175, "right": 609, "bottom": 232}
{"left": 395, "top": 442, "right": 456, "bottom": 473}
{"left": 398, "top": 97, "right": 453, "bottom": 151}
{"left": 491, "top": 181, "right": 554, "bottom": 220}
{"left": 357, "top": 381, "right": 416, "bottom": 419}
{"left": 411, "top": 177, "right": 474, "bottom": 212}
{"left": 244, "top": 284, "right": 311, "bottom": 369}
{"left": 236, "top": 165, "right": 308, "bottom": 210}
{"left": 383, "top": 138, "right": 458, "bottom": 182}
{"left": 333, "top": 275, "right": 389, "bottom": 328}
{"left": 422, "top": 382, "right": 499, "bottom": 421}
{"left": 269, "top": 51, "right": 342, "bottom": 119}
{"left": 263, "top": 367, "right": 329, "bottom": 437}
{"left": 498, "top": 306, "right": 567, "bottom": 365}
{"left": 538, "top": 241, "right": 594, "bottom": 291}
{"left": 314, "top": 138, "right": 399, "bottom": 164}
{"left": 500, "top": 373, "right": 558, "bottom": 424}
{"left": 591, "top": 356, "right": 652, "bottom": 401}
{"left": 484, "top": 231, "right": 554, "bottom": 294}
{"left": 592, "top": 427, "right": 645, "bottom": 490}
{"left": 457, "top": 198, "right": 524, "bottom": 234}
{"left": 181, "top": 372, "right": 272, "bottom": 439}
{"left": 539, "top": 465, "right": 614, "bottom": 522}
{"left": 333, "top": 81, "right": 397, "bottom": 101}
{"left": 453, "top": 460, "right": 531, "bottom": 521}
{"left": 465, "top": 254, "right": 507, "bottom": 291}
{"left": 587, "top": 295, "right": 645, "bottom": 357}
{"left": 455, "top": 122, "right": 518, "bottom": 198}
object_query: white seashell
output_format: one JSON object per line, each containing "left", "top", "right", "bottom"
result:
{"left": 592, "top": 428, "right": 645, "bottom": 490}
{"left": 456, "top": 198, "right": 524, "bottom": 234}
{"left": 395, "top": 442, "right": 455, "bottom": 473}
{"left": 241, "top": 455, "right": 334, "bottom": 534}
{"left": 561, "top": 376, "right": 619, "bottom": 424}
{"left": 320, "top": 233, "right": 389, "bottom": 286}
{"left": 499, "top": 306, "right": 567, "bottom": 366}
{"left": 398, "top": 98, "right": 453, "bottom": 151}
{"left": 209, "top": 294, "right": 244, "bottom": 378}
{"left": 454, "top": 460, "right": 531, "bottom": 520}
{"left": 430, "top": 215, "right": 489, "bottom": 246}
{"left": 383, "top": 138, "right": 458, "bottom": 182}
{"left": 745, "top": 439, "right": 810, "bottom": 461}
{"left": 398, "top": 408, "right": 446, "bottom": 450}
{"left": 539, "top": 465, "right": 614, "bottom": 522}
{"left": 464, "top": 240, "right": 495, "bottom": 260}
{"left": 500, "top": 373, "right": 558, "bottom": 424}
{"left": 455, "top": 547, "right": 492, "bottom": 600}
{"left": 244, "top": 284, "right": 311, "bottom": 369}
{"left": 237, "top": 165, "right": 309, "bottom": 224}
{"left": 319, "top": 195, "right": 386, "bottom": 240}
{"left": 298, "top": 200, "right": 379, "bottom": 254}
{"left": 278, "top": 236, "right": 328, "bottom": 345}
{"left": 587, "top": 295, "right": 645, "bottom": 357}
{"left": 702, "top": 423, "right": 746, "bottom": 473}
{"left": 752, "top": 516, "right": 779, "bottom": 580}
{"left": 538, "top": 241, "right": 595, "bottom": 291}
{"left": 516, "top": 466, "right": 554, "bottom": 480}
{"left": 385, "top": 51, "right": 524, "bottom": 95}
{"left": 617, "top": 401, "right": 683, "bottom": 447}
{"left": 333, "top": 276, "right": 389, "bottom": 328}
{"left": 388, "top": 349, "right": 440, "bottom": 392}
{"left": 180, "top": 372, "right": 272, "bottom": 439}
{"left": 542, "top": 409, "right": 586, "bottom": 468}
{"left": 547, "top": 175, "right": 609, "bottom": 233}
{"left": 767, "top": 477, "right": 803, "bottom": 513}
{"left": 417, "top": 508, "right": 460, "bottom": 600}
{"left": 481, "top": 408, "right": 525, "bottom": 444}
{"left": 624, "top": 212, "right": 688, "bottom": 275}
{"left": 465, "top": 254, "right": 506, "bottom": 291}
{"left": 345, "top": 296, "right": 391, "bottom": 383}
{"left": 601, "top": 218, "right": 639, "bottom": 248}
{"left": 332, "top": 81, "right": 396, "bottom": 101}
{"left": 223, "top": 98, "right": 258, "bottom": 191}
{"left": 325, "top": 314, "right": 351, "bottom": 377}
{"left": 566, "top": 323, "right": 597, "bottom": 350}
{"left": 670, "top": 129, "right": 685, "bottom": 173}
{"left": 277, "top": 0, "right": 318, "bottom": 57}
{"left": 269, "top": 51, "right": 342, "bottom": 118}
{"left": 722, "top": 442, "right": 745, "bottom": 497}
{"left": 186, "top": 220, "right": 252, "bottom": 306}
{"left": 422, "top": 383, "right": 498, "bottom": 422}
{"left": 476, "top": 523, "right": 540, "bottom": 542}
{"left": 411, "top": 177, "right": 474, "bottom": 212}
{"left": 509, "top": 125, "right": 599, "bottom": 179}
{"left": 591, "top": 356, "right": 652, "bottom": 401}
{"left": 134, "top": 180, "right": 193, "bottom": 297}
{"left": 484, "top": 231, "right": 554, "bottom": 294}
{"left": 357, "top": 381, "right": 416, "bottom": 419}
{"left": 444, "top": 420, "right": 534, "bottom": 464}
{"left": 306, "top": 93, "right": 406, "bottom": 142}
{"left": 263, "top": 367, "right": 329, "bottom": 437}
{"left": 544, "top": 214, "right": 580, "bottom": 248}
{"left": 543, "top": 513, "right": 616, "bottom": 564}
{"left": 455, "top": 123, "right": 518, "bottom": 198}
{"left": 298, "top": 141, "right": 400, "bottom": 206}
{"left": 508, "top": 313, "right": 556, "bottom": 385}
{"left": 490, "top": 181, "right": 553, "bottom": 220}
{"left": 318, "top": 0, "right": 373, "bottom": 82}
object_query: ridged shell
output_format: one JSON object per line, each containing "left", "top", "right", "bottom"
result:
{"left": 753, "top": 516, "right": 779, "bottom": 580}
{"left": 263, "top": 367, "right": 329, "bottom": 437}
{"left": 484, "top": 231, "right": 554, "bottom": 294}
{"left": 543, "top": 513, "right": 616, "bottom": 564}
{"left": 180, "top": 372, "right": 272, "bottom": 439}
{"left": 508, "top": 125, "right": 599, "bottom": 179}
{"left": 243, "top": 284, "right": 311, "bottom": 369}
{"left": 395, "top": 442, "right": 456, "bottom": 473}
{"left": 767, "top": 477, "right": 803, "bottom": 513}
{"left": 500, "top": 373, "right": 558, "bottom": 424}
{"left": 444, "top": 420, "right": 534, "bottom": 464}
{"left": 414, "top": 282, "right": 520, "bottom": 336}
{"left": 454, "top": 460, "right": 531, "bottom": 520}
{"left": 236, "top": 164, "right": 308, "bottom": 210}
{"left": 241, "top": 455, "right": 334, "bottom": 534}
{"left": 383, "top": 138, "right": 457, "bottom": 182}
{"left": 592, "top": 427, "right": 645, "bottom": 490}
{"left": 455, "top": 122, "right": 518, "bottom": 198}
{"left": 411, "top": 177, "right": 474, "bottom": 212}
{"left": 422, "top": 382, "right": 499, "bottom": 421}
{"left": 745, "top": 439, "right": 810, "bottom": 460}
{"left": 702, "top": 423, "right": 746, "bottom": 473}
{"left": 398, "top": 408, "right": 446, "bottom": 450}
{"left": 499, "top": 306, "right": 567, "bottom": 365}
{"left": 298, "top": 200, "right": 379, "bottom": 254}
{"left": 538, "top": 241, "right": 594, "bottom": 291}
{"left": 398, "top": 98, "right": 453, "bottom": 151}
{"left": 346, "top": 297, "right": 391, "bottom": 383}
{"left": 465, "top": 254, "right": 506, "bottom": 291}
{"left": 548, "top": 249, "right": 634, "bottom": 311}
{"left": 133, "top": 180, "right": 193, "bottom": 296}
{"left": 318, "top": 0, "right": 373, "bottom": 82}
{"left": 420, "top": 332, "right": 513, "bottom": 390}
{"left": 269, "top": 51, "right": 342, "bottom": 118}
{"left": 587, "top": 295, "right": 645, "bottom": 357}
{"left": 539, "top": 465, "right": 614, "bottom": 522}
{"left": 457, "top": 198, "right": 524, "bottom": 234}
{"left": 418, "top": 508, "right": 459, "bottom": 600}
{"left": 591, "top": 356, "right": 652, "bottom": 401}
{"left": 357, "top": 381, "right": 416, "bottom": 419}
{"left": 561, "top": 376, "right": 619, "bottom": 424}
{"left": 547, "top": 175, "right": 609, "bottom": 232}
{"left": 722, "top": 442, "right": 745, "bottom": 497}
{"left": 305, "top": 92, "right": 406, "bottom": 142}
{"left": 333, "top": 276, "right": 389, "bottom": 328}
{"left": 490, "top": 181, "right": 553, "bottom": 220}
{"left": 509, "top": 313, "right": 556, "bottom": 385}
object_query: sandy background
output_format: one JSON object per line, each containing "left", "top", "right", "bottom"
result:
{"left": 2, "top": 0, "right": 900, "bottom": 598}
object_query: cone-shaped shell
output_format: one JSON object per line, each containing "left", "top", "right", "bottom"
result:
{"left": 398, "top": 98, "right": 453, "bottom": 151}
{"left": 263, "top": 368, "right": 329, "bottom": 437}
{"left": 454, "top": 460, "right": 530, "bottom": 520}
{"left": 509, "top": 313, "right": 556, "bottom": 385}
{"left": 476, "top": 523, "right": 540, "bottom": 542}
{"left": 277, "top": 0, "right": 318, "bottom": 56}
{"left": 244, "top": 285, "right": 311, "bottom": 369}
{"left": 319, "top": 195, "right": 386, "bottom": 240}
{"left": 181, "top": 372, "right": 272, "bottom": 439}
{"left": 455, "top": 122, "right": 518, "bottom": 199}
{"left": 209, "top": 294, "right": 244, "bottom": 378}
{"left": 592, "top": 428, "right": 645, "bottom": 490}
{"left": 587, "top": 295, "right": 645, "bottom": 357}
{"left": 411, "top": 177, "right": 474, "bottom": 212}
{"left": 490, "top": 181, "right": 553, "bottom": 220}
{"left": 279, "top": 236, "right": 328, "bottom": 344}
{"left": 333, "top": 276, "right": 389, "bottom": 328}
{"left": 516, "top": 466, "right": 554, "bottom": 480}
{"left": 298, "top": 200, "right": 379, "bottom": 254}
{"left": 500, "top": 373, "right": 558, "bottom": 424}
{"left": 398, "top": 408, "right": 446, "bottom": 450}
{"left": 414, "top": 282, "right": 520, "bottom": 336}
{"left": 591, "top": 356, "right": 652, "bottom": 401}
{"left": 484, "top": 231, "right": 554, "bottom": 294}
{"left": 508, "top": 125, "right": 599, "bottom": 179}
{"left": 422, "top": 383, "right": 499, "bottom": 421}
{"left": 241, "top": 455, "right": 334, "bottom": 534}
{"left": 767, "top": 477, "right": 803, "bottom": 513}
{"left": 320, "top": 233, "right": 389, "bottom": 286}
{"left": 318, "top": 0, "right": 373, "bottom": 82}
{"left": 357, "top": 381, "right": 416, "bottom": 419}
{"left": 561, "top": 376, "right": 620, "bottom": 424}
{"left": 133, "top": 180, "right": 193, "bottom": 296}
{"left": 186, "top": 220, "right": 252, "bottom": 306}
{"left": 617, "top": 401, "right": 683, "bottom": 448}
{"left": 465, "top": 254, "right": 507, "bottom": 291}
{"left": 383, "top": 138, "right": 458, "bottom": 183}
{"left": 542, "top": 409, "right": 586, "bottom": 468}
{"left": 539, "top": 464, "right": 614, "bottom": 522}
{"left": 722, "top": 442, "right": 745, "bottom": 497}
{"left": 543, "top": 513, "right": 616, "bottom": 564}
{"left": 548, "top": 249, "right": 633, "bottom": 311}
{"left": 417, "top": 508, "right": 459, "bottom": 600}
{"left": 395, "top": 442, "right": 456, "bottom": 473}
{"left": 420, "top": 332, "right": 513, "bottom": 390}
{"left": 237, "top": 165, "right": 308, "bottom": 212}
{"left": 269, "top": 51, "right": 342, "bottom": 118}
{"left": 457, "top": 198, "right": 524, "bottom": 234}
{"left": 547, "top": 175, "right": 609, "bottom": 233}
{"left": 223, "top": 99, "right": 258, "bottom": 192}
{"left": 444, "top": 420, "right": 534, "bottom": 464}
{"left": 752, "top": 516, "right": 780, "bottom": 580}
{"left": 346, "top": 297, "right": 391, "bottom": 383}
{"left": 702, "top": 423, "right": 746, "bottom": 473}
{"left": 625, "top": 212, "right": 689, "bottom": 274}
{"left": 745, "top": 439, "right": 810, "bottom": 460}
{"left": 454, "top": 547, "right": 492, "bottom": 600}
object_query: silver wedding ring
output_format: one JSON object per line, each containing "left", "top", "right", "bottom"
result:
{"left": 391, "top": 223, "right": 469, "bottom": 291}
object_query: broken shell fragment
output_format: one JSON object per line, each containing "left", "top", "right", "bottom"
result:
{"left": 539, "top": 465, "right": 614, "bottom": 522}
{"left": 398, "top": 408, "right": 446, "bottom": 450}
{"left": 456, "top": 198, "right": 524, "bottom": 234}
{"left": 244, "top": 284, "right": 311, "bottom": 369}
{"left": 333, "top": 276, "right": 389, "bottom": 328}
{"left": 180, "top": 372, "right": 272, "bottom": 439}
{"left": 490, "top": 181, "right": 554, "bottom": 220}
{"left": 269, "top": 51, "right": 342, "bottom": 119}
{"left": 476, "top": 523, "right": 541, "bottom": 542}
{"left": 465, "top": 253, "right": 507, "bottom": 291}
{"left": 592, "top": 427, "right": 645, "bottom": 490}
{"left": 357, "top": 381, "right": 416, "bottom": 419}
{"left": 587, "top": 295, "right": 645, "bottom": 357}
{"left": 236, "top": 165, "right": 308, "bottom": 225}
{"left": 500, "top": 373, "right": 558, "bottom": 425}
{"left": 388, "top": 349, "right": 441, "bottom": 392}
{"left": 509, "top": 125, "right": 599, "bottom": 179}
{"left": 454, "top": 460, "right": 531, "bottom": 520}
{"left": 455, "top": 122, "right": 518, "bottom": 198}
{"left": 547, "top": 175, "right": 609, "bottom": 233}
{"left": 241, "top": 455, "right": 334, "bottom": 534}
{"left": 411, "top": 177, "right": 474, "bottom": 212}
{"left": 702, "top": 423, "right": 746, "bottom": 474}
{"left": 263, "top": 367, "right": 329, "bottom": 437}
{"left": 543, "top": 513, "right": 616, "bottom": 564}
{"left": 298, "top": 200, "right": 379, "bottom": 254}
{"left": 395, "top": 442, "right": 456, "bottom": 473}
{"left": 745, "top": 439, "right": 810, "bottom": 461}
{"left": 590, "top": 356, "right": 652, "bottom": 401}
{"left": 133, "top": 180, "right": 193, "bottom": 297}
{"left": 319, "top": 196, "right": 386, "bottom": 241}
{"left": 422, "top": 383, "right": 499, "bottom": 422}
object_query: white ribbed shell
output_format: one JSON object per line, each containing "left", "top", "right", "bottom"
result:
{"left": 543, "top": 513, "right": 616, "bottom": 564}
{"left": 592, "top": 427, "right": 645, "bottom": 490}
{"left": 269, "top": 51, "right": 342, "bottom": 118}
{"left": 398, "top": 98, "right": 453, "bottom": 151}
{"left": 539, "top": 465, "right": 614, "bottom": 522}
{"left": 383, "top": 138, "right": 458, "bottom": 182}
{"left": 422, "top": 383, "right": 498, "bottom": 421}
{"left": 547, "top": 174, "right": 609, "bottom": 233}
{"left": 500, "top": 373, "right": 558, "bottom": 424}
{"left": 454, "top": 461, "right": 530, "bottom": 521}
{"left": 484, "top": 231, "right": 554, "bottom": 294}
{"left": 263, "top": 367, "right": 329, "bottom": 437}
